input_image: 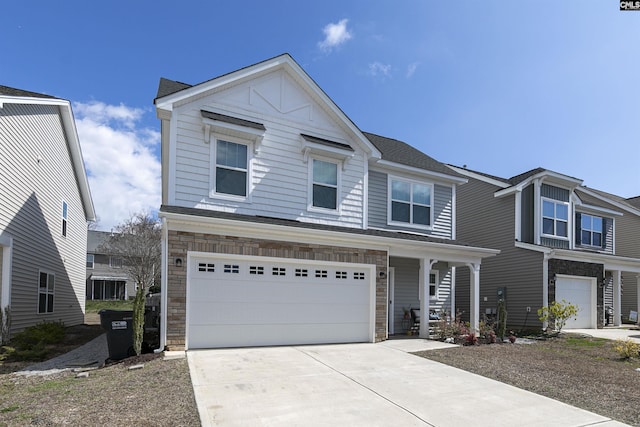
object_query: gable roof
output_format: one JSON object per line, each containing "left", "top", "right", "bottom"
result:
{"left": 627, "top": 196, "right": 640, "bottom": 209}
{"left": 155, "top": 53, "right": 381, "bottom": 160}
{"left": 0, "top": 85, "right": 96, "bottom": 221}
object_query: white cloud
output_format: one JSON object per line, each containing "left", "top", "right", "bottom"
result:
{"left": 406, "top": 62, "right": 419, "bottom": 78}
{"left": 318, "top": 19, "right": 352, "bottom": 52}
{"left": 368, "top": 62, "right": 392, "bottom": 78}
{"left": 74, "top": 101, "right": 161, "bottom": 231}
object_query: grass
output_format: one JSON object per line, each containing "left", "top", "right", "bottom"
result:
{"left": 85, "top": 300, "right": 134, "bottom": 313}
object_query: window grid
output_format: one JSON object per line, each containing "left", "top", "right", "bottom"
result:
{"left": 542, "top": 199, "right": 569, "bottom": 238}
{"left": 315, "top": 270, "right": 328, "bottom": 278}
{"left": 580, "top": 214, "right": 603, "bottom": 247}
{"left": 38, "top": 271, "right": 55, "bottom": 314}
{"left": 272, "top": 267, "right": 286, "bottom": 276}
{"left": 354, "top": 272, "right": 365, "bottom": 280}
{"left": 336, "top": 271, "right": 347, "bottom": 279}
{"left": 198, "top": 263, "right": 215, "bottom": 272}
{"left": 312, "top": 159, "right": 338, "bottom": 210}
{"left": 86, "top": 254, "right": 94, "bottom": 269}
{"left": 389, "top": 179, "right": 432, "bottom": 227}
{"left": 224, "top": 264, "right": 240, "bottom": 274}
{"left": 295, "top": 268, "right": 308, "bottom": 277}
{"left": 215, "top": 139, "right": 248, "bottom": 197}
{"left": 249, "top": 266, "right": 264, "bottom": 275}
{"left": 62, "top": 201, "right": 68, "bottom": 237}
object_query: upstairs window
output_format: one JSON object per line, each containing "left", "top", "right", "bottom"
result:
{"left": 312, "top": 159, "right": 338, "bottom": 210}
{"left": 579, "top": 214, "right": 603, "bottom": 247}
{"left": 38, "top": 271, "right": 55, "bottom": 314}
{"left": 542, "top": 199, "right": 568, "bottom": 238}
{"left": 86, "top": 254, "right": 94, "bottom": 269}
{"left": 215, "top": 139, "right": 248, "bottom": 197}
{"left": 389, "top": 178, "right": 432, "bottom": 227}
{"left": 110, "top": 256, "right": 123, "bottom": 268}
{"left": 62, "top": 201, "right": 68, "bottom": 237}
{"left": 429, "top": 271, "right": 439, "bottom": 300}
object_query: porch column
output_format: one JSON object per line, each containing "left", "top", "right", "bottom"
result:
{"left": 419, "top": 258, "right": 436, "bottom": 338}
{"left": 467, "top": 262, "right": 481, "bottom": 333}
{"left": 613, "top": 270, "right": 622, "bottom": 326}
{"left": 637, "top": 275, "right": 640, "bottom": 326}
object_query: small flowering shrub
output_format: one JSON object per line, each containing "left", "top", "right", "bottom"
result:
{"left": 613, "top": 339, "right": 640, "bottom": 359}
{"left": 465, "top": 332, "right": 479, "bottom": 346}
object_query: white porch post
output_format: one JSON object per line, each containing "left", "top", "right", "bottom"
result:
{"left": 450, "top": 266, "right": 456, "bottom": 321}
{"left": 419, "top": 258, "right": 436, "bottom": 338}
{"left": 613, "top": 271, "right": 622, "bottom": 326}
{"left": 467, "top": 262, "right": 480, "bottom": 333}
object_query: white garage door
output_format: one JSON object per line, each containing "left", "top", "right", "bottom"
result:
{"left": 186, "top": 254, "right": 375, "bottom": 349}
{"left": 555, "top": 275, "right": 596, "bottom": 329}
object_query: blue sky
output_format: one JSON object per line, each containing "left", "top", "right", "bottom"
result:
{"left": 2, "top": 1, "right": 639, "bottom": 229}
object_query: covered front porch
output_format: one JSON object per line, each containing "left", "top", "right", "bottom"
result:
{"left": 387, "top": 245, "right": 497, "bottom": 338}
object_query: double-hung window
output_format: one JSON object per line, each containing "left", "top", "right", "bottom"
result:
{"left": 542, "top": 199, "right": 568, "bottom": 238}
{"left": 389, "top": 178, "right": 432, "bottom": 227}
{"left": 38, "top": 271, "right": 55, "bottom": 314}
{"left": 312, "top": 159, "right": 338, "bottom": 210}
{"left": 580, "top": 214, "right": 603, "bottom": 247}
{"left": 86, "top": 254, "right": 94, "bottom": 269}
{"left": 429, "top": 271, "right": 439, "bottom": 300}
{"left": 215, "top": 139, "right": 248, "bottom": 197}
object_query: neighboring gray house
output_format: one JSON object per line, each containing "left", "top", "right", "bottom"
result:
{"left": 448, "top": 165, "right": 640, "bottom": 330}
{"left": 86, "top": 230, "right": 135, "bottom": 300}
{"left": 0, "top": 85, "right": 95, "bottom": 338}
{"left": 154, "top": 54, "right": 499, "bottom": 351}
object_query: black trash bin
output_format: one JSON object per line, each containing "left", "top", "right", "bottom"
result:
{"left": 99, "top": 309, "right": 134, "bottom": 360}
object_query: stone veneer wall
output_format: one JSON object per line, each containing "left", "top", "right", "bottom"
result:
{"left": 165, "top": 230, "right": 388, "bottom": 350}
{"left": 548, "top": 259, "right": 604, "bottom": 328}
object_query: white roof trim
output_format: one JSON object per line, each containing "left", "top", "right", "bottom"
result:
{"left": 160, "top": 210, "right": 500, "bottom": 262}
{"left": 155, "top": 54, "right": 381, "bottom": 161}
{"left": 446, "top": 165, "right": 509, "bottom": 188}
{"left": 373, "top": 160, "right": 467, "bottom": 185}
{"left": 2, "top": 95, "right": 96, "bottom": 221}
{"left": 575, "top": 203, "right": 623, "bottom": 217}
{"left": 495, "top": 170, "right": 583, "bottom": 198}
{"left": 578, "top": 187, "right": 640, "bottom": 217}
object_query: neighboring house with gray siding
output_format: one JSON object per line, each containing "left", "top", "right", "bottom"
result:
{"left": 0, "top": 85, "right": 95, "bottom": 339}
{"left": 449, "top": 165, "right": 640, "bottom": 330}
{"left": 154, "top": 54, "right": 499, "bottom": 351}
{"left": 86, "top": 231, "right": 135, "bottom": 300}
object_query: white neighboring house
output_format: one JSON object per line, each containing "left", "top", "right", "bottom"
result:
{"left": 155, "top": 54, "right": 499, "bottom": 351}
{"left": 0, "top": 85, "right": 95, "bottom": 338}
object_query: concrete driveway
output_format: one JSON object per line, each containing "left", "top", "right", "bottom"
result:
{"left": 187, "top": 340, "right": 629, "bottom": 427}
{"left": 567, "top": 327, "right": 640, "bottom": 343}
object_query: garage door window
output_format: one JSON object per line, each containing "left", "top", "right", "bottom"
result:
{"left": 272, "top": 267, "right": 286, "bottom": 276}
{"left": 249, "top": 266, "right": 264, "bottom": 275}
{"left": 198, "top": 263, "right": 215, "bottom": 272}
{"left": 336, "top": 271, "right": 347, "bottom": 279}
{"left": 295, "top": 268, "right": 309, "bottom": 277}
{"left": 354, "top": 272, "right": 365, "bottom": 280}
{"left": 223, "top": 264, "right": 239, "bottom": 273}
{"left": 315, "top": 270, "right": 328, "bottom": 278}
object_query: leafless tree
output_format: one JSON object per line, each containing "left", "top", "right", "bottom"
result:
{"left": 99, "top": 212, "right": 161, "bottom": 355}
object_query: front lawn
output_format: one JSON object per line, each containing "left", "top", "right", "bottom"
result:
{"left": 416, "top": 334, "right": 640, "bottom": 426}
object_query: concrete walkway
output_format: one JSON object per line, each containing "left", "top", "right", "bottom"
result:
{"left": 567, "top": 327, "right": 640, "bottom": 343}
{"left": 187, "top": 341, "right": 629, "bottom": 427}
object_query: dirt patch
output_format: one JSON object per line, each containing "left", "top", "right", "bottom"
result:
{"left": 416, "top": 334, "right": 640, "bottom": 426}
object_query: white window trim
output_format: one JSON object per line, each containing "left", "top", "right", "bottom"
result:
{"left": 37, "top": 270, "right": 55, "bottom": 314}
{"left": 429, "top": 269, "right": 439, "bottom": 301}
{"left": 209, "top": 134, "right": 253, "bottom": 202}
{"left": 86, "top": 254, "right": 95, "bottom": 269}
{"left": 541, "top": 197, "right": 570, "bottom": 241}
{"left": 578, "top": 213, "right": 604, "bottom": 248}
{"left": 307, "top": 156, "right": 341, "bottom": 215}
{"left": 387, "top": 175, "right": 434, "bottom": 230}
{"left": 62, "top": 200, "right": 68, "bottom": 238}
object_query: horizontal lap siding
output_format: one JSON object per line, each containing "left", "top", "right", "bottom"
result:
{"left": 389, "top": 257, "right": 419, "bottom": 334}
{"left": 0, "top": 103, "right": 87, "bottom": 333}
{"left": 172, "top": 104, "right": 364, "bottom": 228}
{"left": 368, "top": 170, "right": 453, "bottom": 239}
{"left": 455, "top": 178, "right": 543, "bottom": 328}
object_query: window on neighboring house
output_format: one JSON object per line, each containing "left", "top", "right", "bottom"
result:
{"left": 38, "top": 271, "right": 55, "bottom": 314}
{"left": 389, "top": 179, "right": 432, "bottom": 227}
{"left": 579, "top": 214, "right": 603, "bottom": 247}
{"left": 542, "top": 199, "right": 568, "bottom": 238}
{"left": 215, "top": 139, "right": 248, "bottom": 197}
{"left": 86, "top": 254, "right": 94, "bottom": 269}
{"left": 62, "top": 201, "right": 68, "bottom": 237}
{"left": 312, "top": 159, "right": 338, "bottom": 210}
{"left": 110, "top": 256, "right": 123, "bottom": 268}
{"left": 429, "top": 271, "right": 439, "bottom": 300}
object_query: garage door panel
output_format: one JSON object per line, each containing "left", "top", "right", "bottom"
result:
{"left": 188, "top": 322, "right": 370, "bottom": 349}
{"left": 187, "top": 255, "right": 374, "bottom": 349}
{"left": 555, "top": 276, "right": 595, "bottom": 329}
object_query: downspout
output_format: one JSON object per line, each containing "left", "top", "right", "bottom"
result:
{"left": 155, "top": 217, "right": 169, "bottom": 353}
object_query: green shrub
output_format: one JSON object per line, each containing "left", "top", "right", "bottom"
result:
{"left": 538, "top": 299, "right": 578, "bottom": 334}
{"left": 5, "top": 321, "right": 65, "bottom": 362}
{"left": 613, "top": 339, "right": 640, "bottom": 359}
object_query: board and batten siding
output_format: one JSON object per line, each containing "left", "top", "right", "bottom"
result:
{"left": 169, "top": 69, "right": 365, "bottom": 229}
{"left": 368, "top": 170, "right": 453, "bottom": 239}
{"left": 0, "top": 103, "right": 87, "bottom": 333}
{"left": 455, "top": 177, "right": 543, "bottom": 327}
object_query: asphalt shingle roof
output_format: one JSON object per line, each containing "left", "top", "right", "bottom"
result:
{"left": 0, "top": 85, "right": 57, "bottom": 99}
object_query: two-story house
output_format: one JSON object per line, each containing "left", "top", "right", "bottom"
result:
{"left": 0, "top": 85, "right": 95, "bottom": 339}
{"left": 154, "top": 54, "right": 499, "bottom": 351}
{"left": 85, "top": 230, "right": 135, "bottom": 300}
{"left": 448, "top": 165, "right": 640, "bottom": 330}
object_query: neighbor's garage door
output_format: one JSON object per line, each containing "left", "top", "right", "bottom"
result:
{"left": 186, "top": 255, "right": 374, "bottom": 349}
{"left": 555, "top": 275, "right": 596, "bottom": 329}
